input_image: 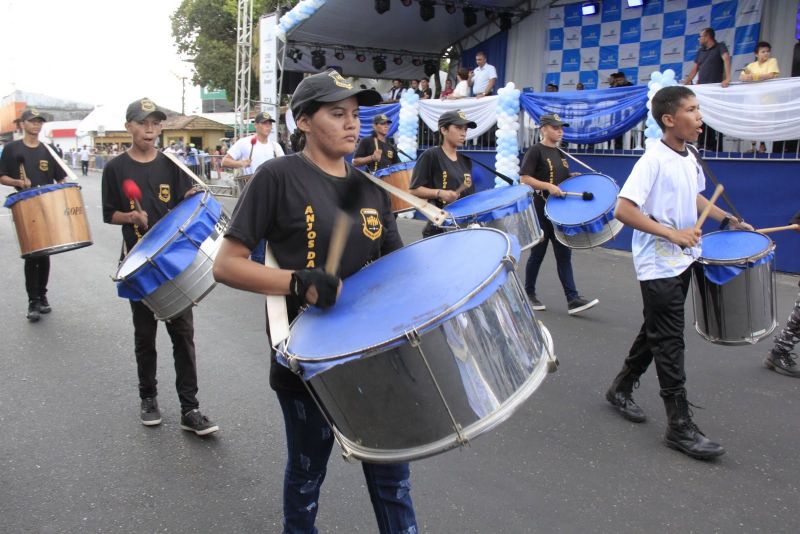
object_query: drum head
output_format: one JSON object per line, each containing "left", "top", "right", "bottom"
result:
{"left": 373, "top": 161, "right": 415, "bottom": 178}
{"left": 3, "top": 182, "right": 80, "bottom": 208}
{"left": 700, "top": 230, "right": 773, "bottom": 263}
{"left": 286, "top": 228, "right": 519, "bottom": 363}
{"left": 545, "top": 173, "right": 618, "bottom": 225}
{"left": 442, "top": 185, "right": 533, "bottom": 225}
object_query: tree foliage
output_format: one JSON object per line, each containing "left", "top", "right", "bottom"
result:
{"left": 172, "top": 0, "right": 288, "bottom": 99}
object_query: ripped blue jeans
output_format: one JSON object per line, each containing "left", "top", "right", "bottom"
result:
{"left": 276, "top": 389, "right": 417, "bottom": 534}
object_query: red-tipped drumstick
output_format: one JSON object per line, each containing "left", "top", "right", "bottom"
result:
{"left": 122, "top": 178, "right": 144, "bottom": 213}
{"left": 248, "top": 135, "right": 257, "bottom": 161}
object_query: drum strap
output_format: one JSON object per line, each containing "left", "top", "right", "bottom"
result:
{"left": 686, "top": 144, "right": 744, "bottom": 223}
{"left": 357, "top": 168, "right": 449, "bottom": 226}
{"left": 264, "top": 245, "right": 291, "bottom": 348}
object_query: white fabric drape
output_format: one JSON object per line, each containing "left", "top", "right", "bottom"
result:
{"left": 505, "top": 6, "right": 550, "bottom": 92}
{"left": 418, "top": 96, "right": 498, "bottom": 140}
{"left": 691, "top": 77, "right": 800, "bottom": 141}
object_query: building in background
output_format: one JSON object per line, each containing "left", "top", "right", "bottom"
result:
{"left": 201, "top": 87, "right": 234, "bottom": 113}
{"left": 0, "top": 91, "right": 93, "bottom": 142}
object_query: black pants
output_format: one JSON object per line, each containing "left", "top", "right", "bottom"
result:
{"left": 622, "top": 266, "right": 693, "bottom": 397}
{"left": 81, "top": 161, "right": 89, "bottom": 175}
{"left": 24, "top": 257, "right": 50, "bottom": 301}
{"left": 130, "top": 300, "right": 199, "bottom": 412}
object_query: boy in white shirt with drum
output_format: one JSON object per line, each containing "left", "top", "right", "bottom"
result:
{"left": 605, "top": 86, "right": 751, "bottom": 460}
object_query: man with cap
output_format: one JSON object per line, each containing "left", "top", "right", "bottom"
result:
{"left": 0, "top": 108, "right": 66, "bottom": 322}
{"left": 410, "top": 109, "right": 476, "bottom": 237}
{"left": 352, "top": 113, "right": 400, "bottom": 173}
{"left": 520, "top": 113, "right": 599, "bottom": 315}
{"left": 101, "top": 97, "right": 218, "bottom": 436}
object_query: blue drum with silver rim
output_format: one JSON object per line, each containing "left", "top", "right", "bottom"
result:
{"left": 278, "top": 228, "right": 555, "bottom": 463}
{"left": 437, "top": 184, "right": 543, "bottom": 250}
{"left": 545, "top": 173, "right": 623, "bottom": 249}
{"left": 692, "top": 230, "right": 777, "bottom": 345}
{"left": 114, "top": 190, "right": 230, "bottom": 320}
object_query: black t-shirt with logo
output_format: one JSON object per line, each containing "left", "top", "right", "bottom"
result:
{"left": 102, "top": 151, "right": 193, "bottom": 254}
{"left": 409, "top": 147, "right": 474, "bottom": 209}
{"left": 354, "top": 135, "right": 401, "bottom": 173}
{"left": 224, "top": 152, "right": 403, "bottom": 392}
{"left": 520, "top": 143, "right": 570, "bottom": 203}
{"left": 695, "top": 42, "right": 728, "bottom": 84}
{"left": 0, "top": 140, "right": 66, "bottom": 189}
{"left": 420, "top": 88, "right": 433, "bottom": 99}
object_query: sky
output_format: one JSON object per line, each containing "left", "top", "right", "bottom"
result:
{"left": 0, "top": 0, "right": 203, "bottom": 113}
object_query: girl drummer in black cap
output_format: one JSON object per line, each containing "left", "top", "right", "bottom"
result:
{"left": 213, "top": 69, "right": 416, "bottom": 533}
{"left": 409, "top": 108, "right": 476, "bottom": 237}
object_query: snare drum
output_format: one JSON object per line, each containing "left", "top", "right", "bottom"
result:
{"left": 545, "top": 173, "right": 623, "bottom": 249}
{"left": 279, "top": 228, "right": 554, "bottom": 463}
{"left": 691, "top": 230, "right": 777, "bottom": 345}
{"left": 114, "top": 190, "right": 230, "bottom": 321}
{"left": 374, "top": 161, "right": 414, "bottom": 212}
{"left": 437, "top": 185, "right": 543, "bottom": 250}
{"left": 4, "top": 183, "right": 93, "bottom": 258}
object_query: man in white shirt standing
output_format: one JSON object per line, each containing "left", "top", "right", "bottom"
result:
{"left": 468, "top": 51, "right": 497, "bottom": 98}
{"left": 79, "top": 145, "right": 90, "bottom": 176}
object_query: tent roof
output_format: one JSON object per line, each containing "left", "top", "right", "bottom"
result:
{"left": 281, "top": 0, "right": 540, "bottom": 79}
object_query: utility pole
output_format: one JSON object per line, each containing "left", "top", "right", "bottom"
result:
{"left": 235, "top": 0, "right": 253, "bottom": 138}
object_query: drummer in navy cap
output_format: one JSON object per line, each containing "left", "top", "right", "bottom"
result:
{"left": 0, "top": 108, "right": 66, "bottom": 322}
{"left": 213, "top": 69, "right": 416, "bottom": 533}
{"left": 409, "top": 108, "right": 476, "bottom": 237}
{"left": 519, "top": 113, "right": 599, "bottom": 315}
{"left": 352, "top": 113, "right": 400, "bottom": 173}
{"left": 101, "top": 97, "right": 218, "bottom": 436}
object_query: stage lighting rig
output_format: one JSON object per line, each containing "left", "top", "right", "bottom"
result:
{"left": 356, "top": 52, "right": 367, "bottom": 63}
{"left": 423, "top": 60, "right": 437, "bottom": 77}
{"left": 444, "top": 1, "right": 456, "bottom": 14}
{"left": 334, "top": 49, "right": 345, "bottom": 61}
{"left": 412, "top": 57, "right": 423, "bottom": 67}
{"left": 420, "top": 0, "right": 435, "bottom": 21}
{"left": 498, "top": 12, "right": 512, "bottom": 31}
{"left": 287, "top": 48, "right": 303, "bottom": 63}
{"left": 393, "top": 56, "right": 404, "bottom": 65}
{"left": 463, "top": 7, "right": 477, "bottom": 27}
{"left": 373, "top": 55, "right": 387, "bottom": 74}
{"left": 375, "top": 0, "right": 390, "bottom": 15}
{"left": 311, "top": 49, "right": 326, "bottom": 70}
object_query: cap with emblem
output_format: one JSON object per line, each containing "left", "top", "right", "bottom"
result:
{"left": 539, "top": 113, "right": 569, "bottom": 128}
{"left": 17, "top": 108, "right": 47, "bottom": 123}
{"left": 126, "top": 98, "right": 168, "bottom": 122}
{"left": 437, "top": 109, "right": 477, "bottom": 130}
{"left": 372, "top": 114, "right": 392, "bottom": 125}
{"left": 290, "top": 69, "right": 381, "bottom": 118}
{"left": 254, "top": 111, "right": 276, "bottom": 124}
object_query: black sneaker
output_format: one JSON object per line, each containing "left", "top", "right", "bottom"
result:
{"left": 568, "top": 296, "right": 599, "bottom": 315}
{"left": 765, "top": 351, "right": 800, "bottom": 378}
{"left": 528, "top": 295, "right": 546, "bottom": 311}
{"left": 140, "top": 397, "right": 162, "bottom": 426}
{"left": 38, "top": 296, "right": 51, "bottom": 314}
{"left": 180, "top": 409, "right": 219, "bottom": 436}
{"left": 26, "top": 300, "right": 40, "bottom": 322}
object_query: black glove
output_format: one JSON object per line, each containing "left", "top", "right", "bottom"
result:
{"left": 290, "top": 268, "right": 340, "bottom": 309}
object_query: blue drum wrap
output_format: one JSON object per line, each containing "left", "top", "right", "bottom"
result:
{"left": 115, "top": 192, "right": 222, "bottom": 300}
{"left": 545, "top": 174, "right": 619, "bottom": 236}
{"left": 440, "top": 185, "right": 533, "bottom": 226}
{"left": 700, "top": 231, "right": 774, "bottom": 285}
{"left": 372, "top": 160, "right": 415, "bottom": 178}
{"left": 4, "top": 182, "right": 81, "bottom": 208}
{"left": 281, "top": 229, "right": 521, "bottom": 379}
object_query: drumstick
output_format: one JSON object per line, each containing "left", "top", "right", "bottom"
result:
{"left": 41, "top": 142, "right": 79, "bottom": 183}
{"left": 694, "top": 184, "right": 724, "bottom": 231}
{"left": 324, "top": 177, "right": 359, "bottom": 276}
{"left": 563, "top": 191, "right": 594, "bottom": 200}
{"left": 757, "top": 224, "right": 799, "bottom": 234}
{"left": 557, "top": 147, "right": 600, "bottom": 174}
{"left": 16, "top": 156, "right": 30, "bottom": 189}
{"left": 247, "top": 135, "right": 257, "bottom": 163}
{"left": 357, "top": 169, "right": 448, "bottom": 226}
{"left": 122, "top": 179, "right": 145, "bottom": 214}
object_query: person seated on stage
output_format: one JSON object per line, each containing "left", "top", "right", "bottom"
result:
{"left": 614, "top": 72, "right": 633, "bottom": 87}
{"left": 763, "top": 210, "right": 800, "bottom": 378}
{"left": 211, "top": 69, "right": 417, "bottom": 534}
{"left": 410, "top": 79, "right": 422, "bottom": 98}
{"left": 101, "top": 97, "right": 218, "bottom": 436}
{"left": 419, "top": 78, "right": 433, "bottom": 99}
{"left": 0, "top": 109, "right": 66, "bottom": 322}
{"left": 605, "top": 86, "right": 752, "bottom": 460}
{"left": 545, "top": 83, "right": 559, "bottom": 92}
{"left": 445, "top": 68, "right": 471, "bottom": 100}
{"left": 518, "top": 113, "right": 599, "bottom": 316}
{"left": 352, "top": 113, "right": 400, "bottom": 173}
{"left": 740, "top": 41, "right": 780, "bottom": 82}
{"left": 440, "top": 78, "right": 454, "bottom": 99}
{"left": 383, "top": 78, "right": 405, "bottom": 103}
{"left": 576, "top": 82, "right": 585, "bottom": 91}
{"left": 409, "top": 109, "right": 476, "bottom": 238}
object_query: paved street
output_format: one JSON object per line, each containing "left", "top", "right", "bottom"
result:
{"left": 1, "top": 173, "right": 798, "bottom": 533}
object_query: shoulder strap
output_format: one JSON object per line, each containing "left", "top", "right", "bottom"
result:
{"left": 685, "top": 143, "right": 743, "bottom": 221}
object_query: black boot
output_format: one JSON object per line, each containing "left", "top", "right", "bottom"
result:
{"left": 663, "top": 393, "right": 725, "bottom": 460}
{"left": 26, "top": 300, "right": 40, "bottom": 322}
{"left": 605, "top": 365, "right": 646, "bottom": 422}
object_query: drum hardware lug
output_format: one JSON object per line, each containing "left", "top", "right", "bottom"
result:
{"left": 287, "top": 356, "right": 303, "bottom": 376}
{"left": 453, "top": 423, "right": 469, "bottom": 447}
{"left": 405, "top": 329, "right": 422, "bottom": 347}
{"left": 502, "top": 255, "right": 517, "bottom": 270}
{"left": 547, "top": 355, "right": 560, "bottom": 374}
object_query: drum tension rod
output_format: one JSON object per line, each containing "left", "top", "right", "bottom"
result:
{"left": 405, "top": 329, "right": 422, "bottom": 347}
{"left": 502, "top": 255, "right": 517, "bottom": 271}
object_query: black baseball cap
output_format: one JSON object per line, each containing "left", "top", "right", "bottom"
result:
{"left": 373, "top": 114, "right": 392, "bottom": 125}
{"left": 438, "top": 109, "right": 477, "bottom": 130}
{"left": 17, "top": 108, "right": 47, "bottom": 122}
{"left": 254, "top": 111, "right": 276, "bottom": 124}
{"left": 290, "top": 69, "right": 381, "bottom": 118}
{"left": 539, "top": 113, "right": 569, "bottom": 128}
{"left": 126, "top": 98, "right": 168, "bottom": 122}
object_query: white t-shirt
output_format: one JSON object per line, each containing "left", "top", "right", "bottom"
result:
{"left": 80, "top": 148, "right": 90, "bottom": 161}
{"left": 472, "top": 63, "right": 498, "bottom": 94}
{"left": 618, "top": 140, "right": 706, "bottom": 281}
{"left": 453, "top": 80, "right": 470, "bottom": 98}
{"left": 227, "top": 135, "right": 285, "bottom": 175}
